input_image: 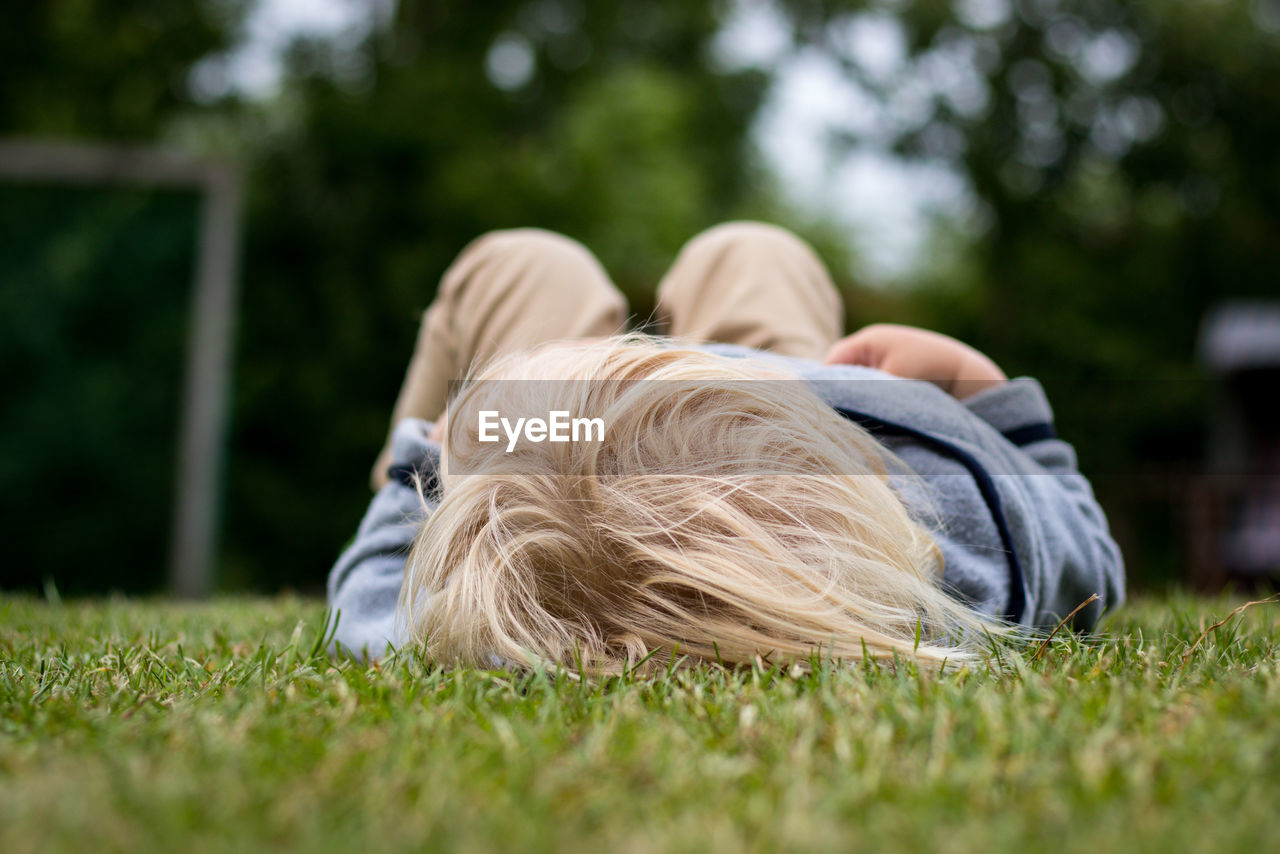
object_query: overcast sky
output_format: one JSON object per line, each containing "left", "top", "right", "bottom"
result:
{"left": 222, "top": 0, "right": 966, "bottom": 282}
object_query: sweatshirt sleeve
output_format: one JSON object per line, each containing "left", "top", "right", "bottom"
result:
{"left": 962, "top": 379, "right": 1127, "bottom": 629}
{"left": 326, "top": 420, "right": 440, "bottom": 659}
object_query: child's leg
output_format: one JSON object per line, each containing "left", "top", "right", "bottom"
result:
{"left": 371, "top": 228, "right": 627, "bottom": 489}
{"left": 655, "top": 222, "right": 843, "bottom": 361}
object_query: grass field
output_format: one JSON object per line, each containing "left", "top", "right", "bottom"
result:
{"left": 1, "top": 593, "right": 1277, "bottom": 853}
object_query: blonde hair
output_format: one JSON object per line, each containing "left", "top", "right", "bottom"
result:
{"left": 398, "top": 337, "right": 994, "bottom": 673}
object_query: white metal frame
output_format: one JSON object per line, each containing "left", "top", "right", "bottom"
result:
{"left": 0, "top": 139, "right": 241, "bottom": 597}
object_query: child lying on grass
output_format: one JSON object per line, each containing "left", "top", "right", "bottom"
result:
{"left": 328, "top": 223, "right": 1125, "bottom": 671}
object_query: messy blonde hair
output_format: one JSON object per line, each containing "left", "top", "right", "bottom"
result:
{"left": 399, "top": 337, "right": 993, "bottom": 673}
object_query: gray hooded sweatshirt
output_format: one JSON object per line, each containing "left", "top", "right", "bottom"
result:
{"left": 327, "top": 345, "right": 1125, "bottom": 659}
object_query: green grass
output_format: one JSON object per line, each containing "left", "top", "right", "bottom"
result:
{"left": 2, "top": 594, "right": 1278, "bottom": 853}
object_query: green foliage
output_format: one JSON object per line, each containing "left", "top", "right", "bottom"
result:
{"left": 2, "top": 594, "right": 1278, "bottom": 851}
{"left": 0, "top": 0, "right": 250, "bottom": 594}
{"left": 0, "top": 0, "right": 249, "bottom": 137}
{"left": 783, "top": 0, "right": 1280, "bottom": 583}
{"left": 0, "top": 186, "right": 200, "bottom": 594}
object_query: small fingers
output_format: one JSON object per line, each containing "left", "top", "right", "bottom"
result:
{"left": 823, "top": 325, "right": 888, "bottom": 366}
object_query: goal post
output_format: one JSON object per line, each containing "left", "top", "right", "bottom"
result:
{"left": 0, "top": 139, "right": 242, "bottom": 598}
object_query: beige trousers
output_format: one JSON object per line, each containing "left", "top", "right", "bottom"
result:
{"left": 371, "top": 222, "right": 845, "bottom": 489}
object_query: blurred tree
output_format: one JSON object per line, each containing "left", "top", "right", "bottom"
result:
{"left": 0, "top": 185, "right": 199, "bottom": 594}
{"left": 0, "top": 0, "right": 249, "bottom": 137}
{"left": 0, "top": 0, "right": 249, "bottom": 594}
{"left": 781, "top": 0, "right": 1280, "bottom": 582}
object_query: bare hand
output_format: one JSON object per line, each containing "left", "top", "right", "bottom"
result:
{"left": 823, "top": 323, "right": 1006, "bottom": 399}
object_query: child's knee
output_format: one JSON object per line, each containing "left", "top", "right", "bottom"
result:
{"left": 680, "top": 221, "right": 812, "bottom": 265}
{"left": 465, "top": 228, "right": 598, "bottom": 277}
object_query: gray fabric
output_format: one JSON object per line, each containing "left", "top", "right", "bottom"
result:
{"left": 328, "top": 347, "right": 1125, "bottom": 659}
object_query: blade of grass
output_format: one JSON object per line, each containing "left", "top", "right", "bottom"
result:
{"left": 1178, "top": 594, "right": 1280, "bottom": 673}
{"left": 1032, "top": 594, "right": 1101, "bottom": 663}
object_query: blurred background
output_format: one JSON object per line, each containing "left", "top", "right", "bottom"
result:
{"left": 2, "top": 0, "right": 1277, "bottom": 598}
